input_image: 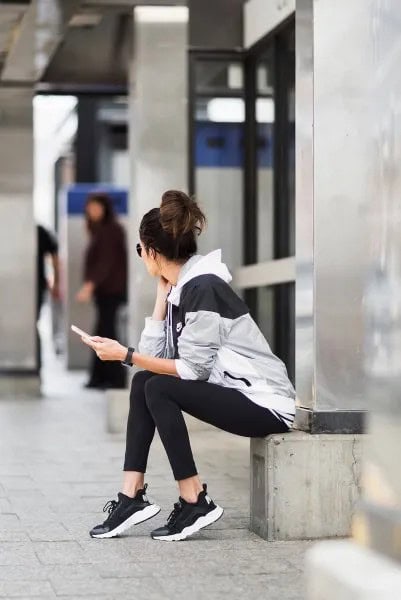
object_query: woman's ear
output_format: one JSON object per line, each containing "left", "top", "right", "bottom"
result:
{"left": 154, "top": 252, "right": 163, "bottom": 270}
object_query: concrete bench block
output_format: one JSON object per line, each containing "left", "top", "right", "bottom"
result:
{"left": 250, "top": 431, "right": 365, "bottom": 540}
{"left": 306, "top": 540, "right": 401, "bottom": 600}
{"left": 0, "top": 375, "right": 40, "bottom": 398}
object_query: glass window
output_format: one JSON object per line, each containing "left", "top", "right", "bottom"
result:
{"left": 191, "top": 56, "right": 244, "bottom": 273}
{"left": 248, "top": 283, "right": 295, "bottom": 385}
{"left": 244, "top": 23, "right": 295, "bottom": 385}
{"left": 255, "top": 286, "right": 275, "bottom": 347}
{"left": 256, "top": 47, "right": 275, "bottom": 262}
{"left": 194, "top": 60, "right": 243, "bottom": 95}
{"left": 287, "top": 29, "right": 296, "bottom": 257}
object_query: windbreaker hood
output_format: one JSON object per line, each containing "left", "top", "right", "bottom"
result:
{"left": 168, "top": 249, "right": 232, "bottom": 306}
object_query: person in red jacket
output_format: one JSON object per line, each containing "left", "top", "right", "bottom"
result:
{"left": 76, "top": 192, "right": 127, "bottom": 389}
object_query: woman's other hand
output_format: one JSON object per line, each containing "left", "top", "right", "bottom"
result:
{"left": 76, "top": 282, "right": 94, "bottom": 303}
{"left": 82, "top": 336, "right": 127, "bottom": 362}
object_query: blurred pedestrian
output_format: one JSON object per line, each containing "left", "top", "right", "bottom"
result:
{"left": 37, "top": 224, "right": 60, "bottom": 371}
{"left": 76, "top": 192, "right": 127, "bottom": 389}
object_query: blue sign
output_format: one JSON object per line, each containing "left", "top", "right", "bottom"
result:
{"left": 195, "top": 122, "right": 273, "bottom": 168}
{"left": 66, "top": 184, "right": 128, "bottom": 216}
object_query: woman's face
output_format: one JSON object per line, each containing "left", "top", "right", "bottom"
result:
{"left": 86, "top": 201, "right": 105, "bottom": 223}
{"left": 139, "top": 242, "right": 162, "bottom": 277}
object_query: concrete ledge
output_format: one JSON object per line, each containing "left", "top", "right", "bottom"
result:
{"left": 306, "top": 540, "right": 401, "bottom": 600}
{"left": 250, "top": 431, "right": 365, "bottom": 540}
{"left": 0, "top": 374, "right": 41, "bottom": 398}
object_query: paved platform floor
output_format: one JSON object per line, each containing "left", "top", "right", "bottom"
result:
{"left": 0, "top": 326, "right": 314, "bottom": 599}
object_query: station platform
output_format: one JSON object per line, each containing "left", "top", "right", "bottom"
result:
{"left": 0, "top": 310, "right": 313, "bottom": 599}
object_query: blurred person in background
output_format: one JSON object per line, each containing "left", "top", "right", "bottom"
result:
{"left": 37, "top": 224, "right": 60, "bottom": 372}
{"left": 76, "top": 192, "right": 127, "bottom": 389}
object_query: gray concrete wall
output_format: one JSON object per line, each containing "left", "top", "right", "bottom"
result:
{"left": 128, "top": 6, "right": 188, "bottom": 346}
{"left": 0, "top": 86, "right": 38, "bottom": 389}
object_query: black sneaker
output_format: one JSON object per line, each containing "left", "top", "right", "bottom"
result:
{"left": 90, "top": 485, "right": 160, "bottom": 539}
{"left": 151, "top": 484, "right": 223, "bottom": 542}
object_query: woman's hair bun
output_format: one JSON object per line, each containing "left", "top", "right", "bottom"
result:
{"left": 160, "top": 190, "right": 206, "bottom": 239}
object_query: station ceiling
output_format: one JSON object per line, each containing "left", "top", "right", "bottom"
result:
{"left": 0, "top": 0, "right": 186, "bottom": 91}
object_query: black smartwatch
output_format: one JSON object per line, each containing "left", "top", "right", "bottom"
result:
{"left": 122, "top": 346, "right": 135, "bottom": 367}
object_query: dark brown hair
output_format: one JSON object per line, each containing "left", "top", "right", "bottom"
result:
{"left": 139, "top": 190, "right": 206, "bottom": 261}
{"left": 85, "top": 192, "right": 115, "bottom": 233}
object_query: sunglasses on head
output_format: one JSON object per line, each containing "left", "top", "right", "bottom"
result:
{"left": 136, "top": 243, "right": 142, "bottom": 258}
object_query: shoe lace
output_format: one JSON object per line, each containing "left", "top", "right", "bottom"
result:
{"left": 103, "top": 499, "right": 119, "bottom": 517}
{"left": 167, "top": 501, "right": 183, "bottom": 525}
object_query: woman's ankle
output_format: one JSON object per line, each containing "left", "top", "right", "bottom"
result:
{"left": 178, "top": 477, "right": 203, "bottom": 503}
{"left": 181, "top": 492, "right": 201, "bottom": 503}
{"left": 122, "top": 487, "right": 142, "bottom": 498}
{"left": 122, "top": 472, "right": 145, "bottom": 498}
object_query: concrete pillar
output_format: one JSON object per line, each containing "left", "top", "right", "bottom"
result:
{"left": 128, "top": 6, "right": 188, "bottom": 344}
{"left": 0, "top": 86, "right": 39, "bottom": 396}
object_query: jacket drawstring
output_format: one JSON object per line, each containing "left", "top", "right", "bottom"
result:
{"left": 166, "top": 289, "right": 174, "bottom": 356}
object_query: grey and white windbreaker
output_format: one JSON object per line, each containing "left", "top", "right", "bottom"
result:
{"left": 138, "top": 250, "right": 296, "bottom": 428}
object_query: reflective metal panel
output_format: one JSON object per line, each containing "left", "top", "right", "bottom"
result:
{"left": 296, "top": 0, "right": 401, "bottom": 412}
{"left": 314, "top": 0, "right": 382, "bottom": 410}
{"left": 314, "top": 0, "right": 365, "bottom": 409}
{"left": 295, "top": 0, "right": 314, "bottom": 408}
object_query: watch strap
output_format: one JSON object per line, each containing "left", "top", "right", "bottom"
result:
{"left": 122, "top": 346, "right": 135, "bottom": 367}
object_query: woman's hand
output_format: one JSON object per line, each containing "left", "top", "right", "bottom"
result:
{"left": 152, "top": 276, "right": 171, "bottom": 321}
{"left": 76, "top": 282, "right": 94, "bottom": 303}
{"left": 82, "top": 336, "right": 127, "bottom": 362}
{"left": 48, "top": 280, "right": 61, "bottom": 300}
{"left": 157, "top": 276, "right": 171, "bottom": 300}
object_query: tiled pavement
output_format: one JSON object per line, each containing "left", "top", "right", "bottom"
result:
{"left": 0, "top": 333, "right": 314, "bottom": 599}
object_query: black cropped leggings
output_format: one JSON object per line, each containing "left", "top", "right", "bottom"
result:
{"left": 124, "top": 370, "right": 289, "bottom": 481}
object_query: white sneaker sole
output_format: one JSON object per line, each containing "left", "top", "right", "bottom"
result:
{"left": 152, "top": 504, "right": 224, "bottom": 542}
{"left": 91, "top": 503, "right": 161, "bottom": 539}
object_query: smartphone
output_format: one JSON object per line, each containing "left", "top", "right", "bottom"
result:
{"left": 71, "top": 324, "right": 92, "bottom": 339}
